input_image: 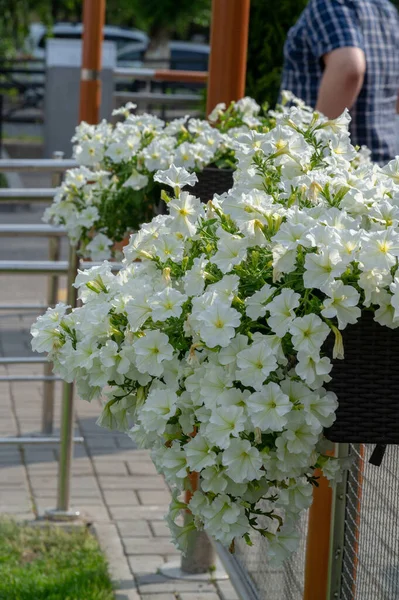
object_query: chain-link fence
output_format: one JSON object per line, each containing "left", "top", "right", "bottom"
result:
{"left": 225, "top": 443, "right": 399, "bottom": 600}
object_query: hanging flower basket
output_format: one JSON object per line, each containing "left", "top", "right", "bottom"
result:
{"left": 324, "top": 311, "right": 399, "bottom": 445}
{"left": 192, "top": 166, "right": 234, "bottom": 203}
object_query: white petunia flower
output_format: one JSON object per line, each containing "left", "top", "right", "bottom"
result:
{"left": 134, "top": 330, "right": 174, "bottom": 376}
{"left": 245, "top": 283, "right": 275, "bottom": 319}
{"left": 295, "top": 351, "right": 332, "bottom": 388}
{"left": 154, "top": 165, "right": 198, "bottom": 192}
{"left": 247, "top": 383, "right": 292, "bottom": 432}
{"left": 150, "top": 288, "right": 187, "bottom": 322}
{"left": 168, "top": 192, "right": 204, "bottom": 236}
{"left": 197, "top": 302, "right": 241, "bottom": 348}
{"left": 303, "top": 249, "right": 347, "bottom": 292}
{"left": 236, "top": 340, "right": 278, "bottom": 390}
{"left": 321, "top": 281, "right": 361, "bottom": 329}
{"left": 183, "top": 257, "right": 208, "bottom": 296}
{"left": 139, "top": 388, "right": 178, "bottom": 434}
{"left": 212, "top": 228, "right": 248, "bottom": 272}
{"left": 289, "top": 314, "right": 330, "bottom": 356}
{"left": 221, "top": 438, "right": 263, "bottom": 483}
{"left": 266, "top": 288, "right": 300, "bottom": 336}
{"left": 86, "top": 233, "right": 113, "bottom": 261}
{"left": 185, "top": 435, "right": 217, "bottom": 471}
{"left": 205, "top": 405, "right": 246, "bottom": 449}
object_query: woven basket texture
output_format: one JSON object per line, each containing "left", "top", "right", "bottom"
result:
{"left": 324, "top": 311, "right": 399, "bottom": 444}
{"left": 192, "top": 166, "right": 234, "bottom": 203}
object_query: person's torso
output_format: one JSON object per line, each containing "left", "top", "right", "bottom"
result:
{"left": 281, "top": 0, "right": 399, "bottom": 162}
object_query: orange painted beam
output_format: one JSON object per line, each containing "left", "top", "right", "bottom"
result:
{"left": 79, "top": 0, "right": 106, "bottom": 124}
{"left": 154, "top": 70, "right": 208, "bottom": 84}
{"left": 206, "top": 0, "right": 250, "bottom": 115}
{"left": 304, "top": 453, "right": 334, "bottom": 600}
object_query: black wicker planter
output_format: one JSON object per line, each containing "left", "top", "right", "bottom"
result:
{"left": 192, "top": 166, "right": 234, "bottom": 203}
{"left": 324, "top": 311, "right": 399, "bottom": 445}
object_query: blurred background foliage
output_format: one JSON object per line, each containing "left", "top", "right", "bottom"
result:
{"left": 246, "top": 0, "right": 308, "bottom": 106}
{"left": 0, "top": 0, "right": 398, "bottom": 105}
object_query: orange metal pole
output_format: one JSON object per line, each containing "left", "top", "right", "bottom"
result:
{"left": 206, "top": 0, "right": 250, "bottom": 115}
{"left": 303, "top": 452, "right": 334, "bottom": 600}
{"left": 79, "top": 0, "right": 106, "bottom": 124}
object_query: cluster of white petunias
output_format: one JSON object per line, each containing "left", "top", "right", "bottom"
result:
{"left": 32, "top": 97, "right": 399, "bottom": 563}
{"left": 44, "top": 98, "right": 267, "bottom": 260}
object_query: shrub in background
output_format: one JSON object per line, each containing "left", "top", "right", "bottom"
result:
{"left": 246, "top": 0, "right": 308, "bottom": 108}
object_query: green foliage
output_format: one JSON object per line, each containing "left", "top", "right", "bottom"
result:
{"left": 109, "top": 0, "right": 211, "bottom": 36}
{"left": 0, "top": 519, "right": 114, "bottom": 600}
{"left": 245, "top": 0, "right": 308, "bottom": 107}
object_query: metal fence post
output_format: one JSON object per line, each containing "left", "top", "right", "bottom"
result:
{"left": 41, "top": 151, "right": 64, "bottom": 434}
{"left": 46, "top": 243, "right": 80, "bottom": 521}
{"left": 327, "top": 443, "right": 350, "bottom": 600}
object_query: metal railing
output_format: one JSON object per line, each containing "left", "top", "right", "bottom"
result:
{"left": 113, "top": 66, "right": 206, "bottom": 118}
{"left": 0, "top": 156, "right": 83, "bottom": 519}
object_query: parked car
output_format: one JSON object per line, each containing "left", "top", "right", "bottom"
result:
{"left": 25, "top": 23, "right": 149, "bottom": 67}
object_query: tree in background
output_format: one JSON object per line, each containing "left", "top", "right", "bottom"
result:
{"left": 107, "top": 0, "right": 211, "bottom": 59}
{"left": 245, "top": 0, "right": 308, "bottom": 107}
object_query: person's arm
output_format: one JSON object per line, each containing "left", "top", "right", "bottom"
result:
{"left": 315, "top": 47, "right": 366, "bottom": 119}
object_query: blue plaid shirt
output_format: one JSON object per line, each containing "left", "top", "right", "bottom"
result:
{"left": 281, "top": 0, "right": 399, "bottom": 163}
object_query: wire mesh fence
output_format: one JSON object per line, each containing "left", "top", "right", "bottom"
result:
{"left": 230, "top": 443, "right": 399, "bottom": 600}
{"left": 233, "top": 508, "right": 308, "bottom": 600}
{"left": 340, "top": 444, "right": 399, "bottom": 600}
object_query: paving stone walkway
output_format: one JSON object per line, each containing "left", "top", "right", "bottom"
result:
{"left": 0, "top": 182, "right": 237, "bottom": 600}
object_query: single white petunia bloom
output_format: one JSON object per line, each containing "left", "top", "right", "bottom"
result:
{"left": 245, "top": 283, "right": 275, "bottom": 320}
{"left": 221, "top": 438, "right": 263, "bottom": 483}
{"left": 321, "top": 281, "right": 361, "bottom": 329}
{"left": 212, "top": 228, "right": 248, "bottom": 272}
{"left": 139, "top": 388, "right": 178, "bottom": 434}
{"left": 183, "top": 256, "right": 208, "bottom": 296}
{"left": 359, "top": 229, "right": 399, "bottom": 271}
{"left": 185, "top": 435, "right": 217, "bottom": 471}
{"left": 161, "top": 441, "right": 188, "bottom": 483}
{"left": 205, "top": 405, "right": 247, "bottom": 449}
{"left": 154, "top": 165, "right": 198, "bottom": 192}
{"left": 149, "top": 287, "right": 187, "bottom": 322}
{"left": 168, "top": 192, "right": 203, "bottom": 236}
{"left": 279, "top": 478, "right": 314, "bottom": 511}
{"left": 302, "top": 389, "right": 338, "bottom": 429}
{"left": 31, "top": 303, "right": 69, "bottom": 353}
{"left": 125, "top": 291, "right": 152, "bottom": 331}
{"left": 134, "top": 330, "right": 174, "bottom": 376}
{"left": 289, "top": 314, "right": 330, "bottom": 357}
{"left": 198, "top": 302, "right": 241, "bottom": 348}
{"left": 247, "top": 382, "right": 292, "bottom": 432}
{"left": 199, "top": 365, "right": 234, "bottom": 406}
{"left": 153, "top": 233, "right": 185, "bottom": 263}
{"left": 200, "top": 464, "right": 228, "bottom": 494}
{"left": 218, "top": 334, "right": 249, "bottom": 367}
{"left": 295, "top": 351, "right": 332, "bottom": 388}
{"left": 266, "top": 288, "right": 300, "bottom": 336}
{"left": 282, "top": 412, "right": 321, "bottom": 454}
{"left": 85, "top": 233, "right": 113, "bottom": 261}
{"left": 236, "top": 341, "right": 278, "bottom": 390}
{"left": 303, "top": 249, "right": 346, "bottom": 291}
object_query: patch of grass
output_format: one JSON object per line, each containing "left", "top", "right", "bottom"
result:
{"left": 0, "top": 519, "right": 114, "bottom": 600}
